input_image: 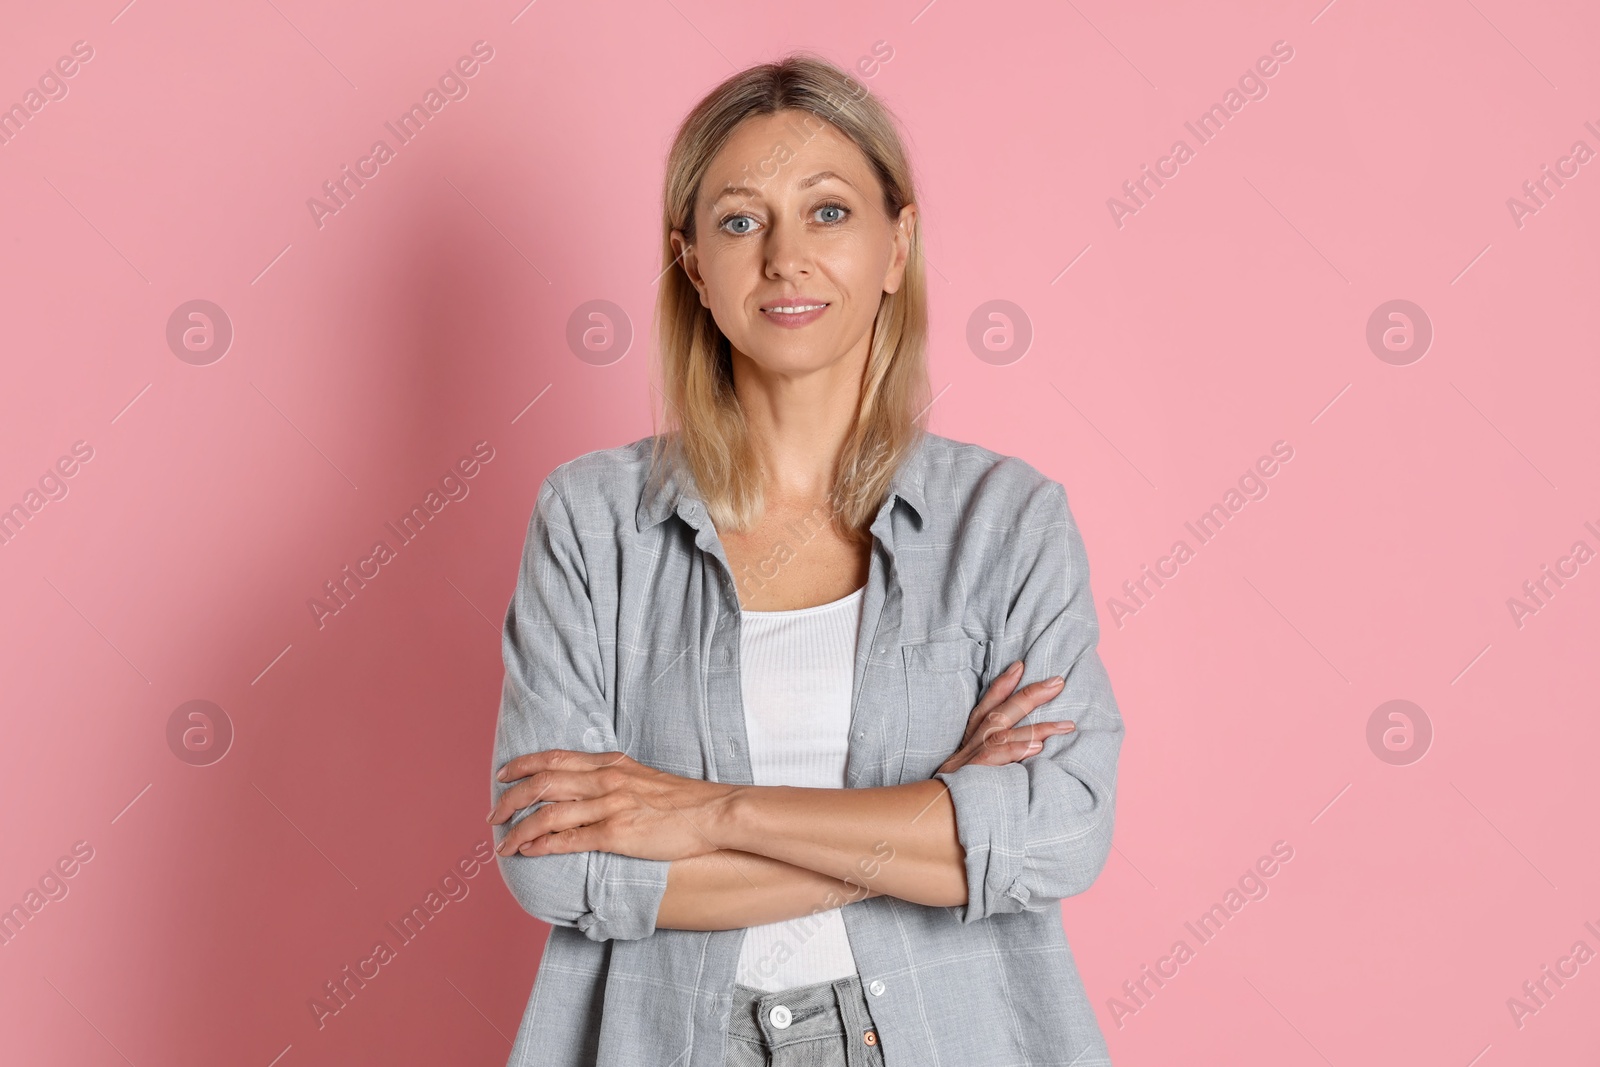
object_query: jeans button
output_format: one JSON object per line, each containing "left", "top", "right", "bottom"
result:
{"left": 868, "top": 979, "right": 885, "bottom": 996}
{"left": 769, "top": 1004, "right": 792, "bottom": 1029}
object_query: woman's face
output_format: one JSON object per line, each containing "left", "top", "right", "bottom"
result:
{"left": 672, "top": 109, "right": 915, "bottom": 384}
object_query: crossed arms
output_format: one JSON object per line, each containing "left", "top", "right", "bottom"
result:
{"left": 488, "top": 473, "right": 1122, "bottom": 941}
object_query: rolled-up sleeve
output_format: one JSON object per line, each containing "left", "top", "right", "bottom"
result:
{"left": 491, "top": 472, "right": 671, "bottom": 942}
{"left": 933, "top": 478, "right": 1123, "bottom": 923}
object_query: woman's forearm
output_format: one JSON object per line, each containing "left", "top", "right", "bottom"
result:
{"left": 712, "top": 779, "right": 967, "bottom": 909}
{"left": 655, "top": 848, "right": 881, "bottom": 931}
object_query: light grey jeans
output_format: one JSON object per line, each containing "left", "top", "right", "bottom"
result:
{"left": 724, "top": 974, "right": 887, "bottom": 1067}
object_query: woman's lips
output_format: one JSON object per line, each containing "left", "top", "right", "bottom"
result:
{"left": 760, "top": 303, "right": 830, "bottom": 328}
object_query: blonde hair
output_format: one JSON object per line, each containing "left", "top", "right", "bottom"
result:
{"left": 648, "top": 51, "right": 930, "bottom": 543}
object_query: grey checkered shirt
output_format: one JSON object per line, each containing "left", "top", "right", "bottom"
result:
{"left": 491, "top": 430, "right": 1124, "bottom": 1066}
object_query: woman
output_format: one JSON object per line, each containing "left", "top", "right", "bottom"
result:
{"left": 488, "top": 53, "right": 1123, "bottom": 1067}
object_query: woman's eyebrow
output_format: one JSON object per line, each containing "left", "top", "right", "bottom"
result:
{"left": 709, "top": 170, "right": 854, "bottom": 207}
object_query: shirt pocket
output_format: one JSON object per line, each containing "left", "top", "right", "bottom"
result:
{"left": 898, "top": 636, "right": 991, "bottom": 783}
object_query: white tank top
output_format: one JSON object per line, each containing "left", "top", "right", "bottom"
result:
{"left": 733, "top": 583, "right": 866, "bottom": 992}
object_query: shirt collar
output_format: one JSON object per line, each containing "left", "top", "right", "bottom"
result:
{"left": 636, "top": 431, "right": 930, "bottom": 534}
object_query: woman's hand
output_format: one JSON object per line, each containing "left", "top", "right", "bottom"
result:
{"left": 488, "top": 749, "right": 736, "bottom": 862}
{"left": 935, "top": 660, "right": 1076, "bottom": 775}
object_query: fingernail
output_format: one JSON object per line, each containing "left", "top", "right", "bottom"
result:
{"left": 1026, "top": 741, "right": 1043, "bottom": 752}
{"left": 1007, "top": 660, "right": 1023, "bottom": 675}
{"left": 1056, "top": 722, "right": 1076, "bottom": 732}
{"left": 496, "top": 768, "right": 508, "bottom": 781}
{"left": 1045, "top": 675, "right": 1065, "bottom": 688}
{"left": 485, "top": 809, "right": 496, "bottom": 823}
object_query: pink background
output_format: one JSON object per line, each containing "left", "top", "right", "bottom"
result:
{"left": 2, "top": 0, "right": 1597, "bottom": 1064}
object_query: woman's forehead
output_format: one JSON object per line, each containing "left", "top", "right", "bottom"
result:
{"left": 700, "top": 112, "right": 872, "bottom": 205}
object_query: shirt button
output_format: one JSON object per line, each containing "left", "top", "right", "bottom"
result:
{"left": 868, "top": 979, "right": 886, "bottom": 996}
{"left": 769, "top": 1004, "right": 792, "bottom": 1028}
{"left": 876, "top": 646, "right": 887, "bottom": 655}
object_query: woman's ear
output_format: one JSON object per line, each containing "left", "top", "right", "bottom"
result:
{"left": 670, "top": 228, "right": 708, "bottom": 307}
{"left": 882, "top": 203, "right": 916, "bottom": 296}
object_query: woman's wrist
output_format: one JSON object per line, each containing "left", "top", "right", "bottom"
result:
{"left": 713, "top": 783, "right": 756, "bottom": 854}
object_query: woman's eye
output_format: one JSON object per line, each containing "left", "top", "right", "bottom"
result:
{"left": 719, "top": 202, "right": 848, "bottom": 235}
